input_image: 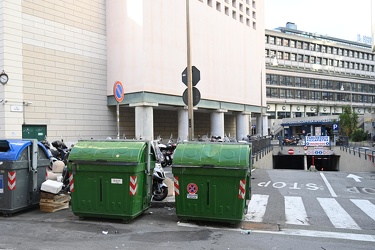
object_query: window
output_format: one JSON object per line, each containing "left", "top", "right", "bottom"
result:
{"left": 310, "top": 44, "right": 315, "bottom": 51}
{"left": 276, "top": 37, "right": 282, "bottom": 45}
{"left": 291, "top": 53, "right": 296, "bottom": 61}
{"left": 295, "top": 77, "right": 301, "bottom": 87}
{"left": 322, "top": 58, "right": 327, "bottom": 65}
{"left": 316, "top": 57, "right": 321, "bottom": 64}
{"left": 290, "top": 40, "right": 295, "bottom": 48}
{"left": 333, "top": 47, "right": 337, "bottom": 54}
{"left": 280, "top": 89, "right": 286, "bottom": 98}
{"left": 327, "top": 47, "right": 332, "bottom": 54}
{"left": 296, "top": 90, "right": 307, "bottom": 99}
{"left": 285, "top": 76, "right": 293, "bottom": 86}
{"left": 216, "top": 1, "right": 221, "bottom": 11}
{"left": 322, "top": 92, "right": 333, "bottom": 100}
{"left": 283, "top": 39, "right": 289, "bottom": 47}
{"left": 297, "top": 54, "right": 303, "bottom": 62}
{"left": 297, "top": 41, "right": 302, "bottom": 49}
{"left": 270, "top": 74, "right": 278, "bottom": 85}
{"left": 304, "top": 55, "right": 309, "bottom": 63}
{"left": 338, "top": 49, "right": 343, "bottom": 56}
{"left": 270, "top": 88, "right": 278, "bottom": 98}
{"left": 301, "top": 78, "right": 308, "bottom": 88}
{"left": 303, "top": 42, "right": 308, "bottom": 50}
{"left": 287, "top": 89, "right": 294, "bottom": 98}
{"left": 284, "top": 52, "right": 290, "bottom": 60}
{"left": 310, "top": 57, "right": 316, "bottom": 64}
{"left": 316, "top": 44, "right": 321, "bottom": 52}
{"left": 322, "top": 46, "right": 326, "bottom": 53}
{"left": 344, "top": 50, "right": 348, "bottom": 56}
{"left": 277, "top": 51, "right": 282, "bottom": 59}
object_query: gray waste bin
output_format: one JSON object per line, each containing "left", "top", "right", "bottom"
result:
{"left": 0, "top": 139, "right": 50, "bottom": 215}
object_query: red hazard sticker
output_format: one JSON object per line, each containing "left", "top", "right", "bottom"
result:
{"left": 187, "top": 183, "right": 198, "bottom": 194}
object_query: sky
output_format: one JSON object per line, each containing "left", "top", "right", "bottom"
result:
{"left": 264, "top": 0, "right": 373, "bottom": 43}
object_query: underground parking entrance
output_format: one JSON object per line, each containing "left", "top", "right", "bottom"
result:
{"left": 273, "top": 155, "right": 340, "bottom": 171}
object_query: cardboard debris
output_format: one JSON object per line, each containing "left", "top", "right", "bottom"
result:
{"left": 40, "top": 191, "right": 70, "bottom": 213}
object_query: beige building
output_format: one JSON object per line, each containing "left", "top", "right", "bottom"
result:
{"left": 0, "top": 0, "right": 266, "bottom": 144}
{"left": 265, "top": 23, "right": 375, "bottom": 137}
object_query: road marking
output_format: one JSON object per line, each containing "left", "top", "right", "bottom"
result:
{"left": 320, "top": 172, "right": 337, "bottom": 197}
{"left": 258, "top": 229, "right": 375, "bottom": 243}
{"left": 317, "top": 198, "right": 361, "bottom": 230}
{"left": 245, "top": 194, "right": 269, "bottom": 222}
{"left": 177, "top": 223, "right": 375, "bottom": 243}
{"left": 284, "top": 196, "right": 309, "bottom": 225}
{"left": 351, "top": 199, "right": 375, "bottom": 221}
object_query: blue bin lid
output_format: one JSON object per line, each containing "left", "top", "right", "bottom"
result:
{"left": 0, "top": 140, "right": 50, "bottom": 161}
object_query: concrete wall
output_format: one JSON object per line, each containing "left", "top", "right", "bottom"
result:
{"left": 338, "top": 147, "right": 375, "bottom": 172}
{"left": 106, "top": 0, "right": 265, "bottom": 106}
{"left": 252, "top": 147, "right": 273, "bottom": 169}
{"left": 0, "top": 0, "right": 116, "bottom": 142}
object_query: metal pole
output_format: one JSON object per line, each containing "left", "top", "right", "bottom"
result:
{"left": 350, "top": 83, "right": 353, "bottom": 111}
{"left": 260, "top": 69, "right": 263, "bottom": 136}
{"left": 186, "top": 0, "right": 194, "bottom": 141}
{"left": 116, "top": 103, "right": 120, "bottom": 139}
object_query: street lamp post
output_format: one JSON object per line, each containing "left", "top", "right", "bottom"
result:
{"left": 284, "top": 100, "right": 287, "bottom": 118}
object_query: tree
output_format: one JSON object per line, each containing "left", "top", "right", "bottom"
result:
{"left": 339, "top": 105, "right": 358, "bottom": 138}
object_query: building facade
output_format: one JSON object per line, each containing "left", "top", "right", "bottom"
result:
{"left": 0, "top": 0, "right": 266, "bottom": 144}
{"left": 265, "top": 23, "right": 375, "bottom": 137}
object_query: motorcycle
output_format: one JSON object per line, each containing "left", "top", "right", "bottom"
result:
{"left": 158, "top": 136, "right": 177, "bottom": 167}
{"left": 152, "top": 162, "right": 169, "bottom": 201}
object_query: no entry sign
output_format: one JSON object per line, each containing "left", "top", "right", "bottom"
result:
{"left": 288, "top": 148, "right": 294, "bottom": 155}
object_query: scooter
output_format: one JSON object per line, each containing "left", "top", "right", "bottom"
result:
{"left": 158, "top": 137, "right": 177, "bottom": 167}
{"left": 152, "top": 162, "right": 169, "bottom": 201}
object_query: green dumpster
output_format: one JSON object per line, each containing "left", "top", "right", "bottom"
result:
{"left": 172, "top": 142, "right": 251, "bottom": 224}
{"left": 0, "top": 139, "right": 50, "bottom": 216}
{"left": 67, "top": 140, "right": 154, "bottom": 222}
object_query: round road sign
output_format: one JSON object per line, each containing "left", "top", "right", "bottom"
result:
{"left": 303, "top": 146, "right": 308, "bottom": 150}
{"left": 288, "top": 148, "right": 294, "bottom": 155}
{"left": 113, "top": 81, "right": 124, "bottom": 103}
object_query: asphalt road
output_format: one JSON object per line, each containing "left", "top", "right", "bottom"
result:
{"left": 0, "top": 169, "right": 374, "bottom": 250}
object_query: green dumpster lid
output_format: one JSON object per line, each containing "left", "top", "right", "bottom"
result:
{"left": 173, "top": 142, "right": 250, "bottom": 168}
{"left": 68, "top": 140, "right": 148, "bottom": 163}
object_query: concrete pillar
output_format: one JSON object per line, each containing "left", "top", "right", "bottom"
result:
{"left": 132, "top": 103, "right": 156, "bottom": 140}
{"left": 210, "top": 110, "right": 226, "bottom": 138}
{"left": 178, "top": 108, "right": 189, "bottom": 142}
{"left": 236, "top": 112, "right": 250, "bottom": 141}
{"left": 254, "top": 114, "right": 267, "bottom": 136}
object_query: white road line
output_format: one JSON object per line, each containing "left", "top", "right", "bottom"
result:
{"left": 258, "top": 229, "right": 375, "bottom": 243}
{"left": 320, "top": 172, "right": 337, "bottom": 197}
{"left": 284, "top": 196, "right": 310, "bottom": 225}
{"left": 177, "top": 223, "right": 375, "bottom": 243}
{"left": 317, "top": 198, "right": 361, "bottom": 230}
{"left": 351, "top": 199, "right": 375, "bottom": 221}
{"left": 245, "top": 194, "right": 269, "bottom": 222}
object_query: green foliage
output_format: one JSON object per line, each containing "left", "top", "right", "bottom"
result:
{"left": 339, "top": 105, "right": 358, "bottom": 137}
{"left": 350, "top": 128, "right": 367, "bottom": 142}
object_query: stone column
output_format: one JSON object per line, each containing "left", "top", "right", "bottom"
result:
{"left": 131, "top": 102, "right": 157, "bottom": 140}
{"left": 178, "top": 108, "right": 189, "bottom": 142}
{"left": 236, "top": 112, "right": 250, "bottom": 141}
{"left": 210, "top": 109, "right": 226, "bottom": 139}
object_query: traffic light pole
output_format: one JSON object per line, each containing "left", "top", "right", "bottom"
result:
{"left": 186, "top": 0, "right": 194, "bottom": 141}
